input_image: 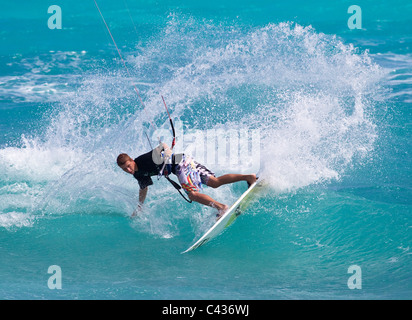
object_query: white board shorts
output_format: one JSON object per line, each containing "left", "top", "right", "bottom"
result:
{"left": 175, "top": 154, "right": 215, "bottom": 194}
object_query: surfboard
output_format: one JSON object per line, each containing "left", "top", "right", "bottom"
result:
{"left": 182, "top": 179, "right": 265, "bottom": 253}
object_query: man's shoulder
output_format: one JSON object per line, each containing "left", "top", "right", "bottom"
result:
{"left": 135, "top": 149, "right": 152, "bottom": 162}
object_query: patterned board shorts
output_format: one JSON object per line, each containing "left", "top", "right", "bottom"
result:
{"left": 175, "top": 155, "right": 215, "bottom": 194}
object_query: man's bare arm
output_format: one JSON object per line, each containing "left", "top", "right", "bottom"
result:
{"left": 139, "top": 186, "right": 148, "bottom": 205}
{"left": 132, "top": 187, "right": 148, "bottom": 217}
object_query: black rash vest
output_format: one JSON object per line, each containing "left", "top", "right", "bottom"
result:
{"left": 133, "top": 149, "right": 163, "bottom": 190}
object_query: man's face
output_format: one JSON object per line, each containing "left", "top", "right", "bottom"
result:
{"left": 120, "top": 160, "right": 136, "bottom": 175}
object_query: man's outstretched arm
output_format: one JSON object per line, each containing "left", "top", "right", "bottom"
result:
{"left": 139, "top": 186, "right": 148, "bottom": 205}
{"left": 132, "top": 187, "right": 148, "bottom": 217}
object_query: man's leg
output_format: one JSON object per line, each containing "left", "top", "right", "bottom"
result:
{"left": 207, "top": 174, "right": 256, "bottom": 189}
{"left": 188, "top": 191, "right": 228, "bottom": 217}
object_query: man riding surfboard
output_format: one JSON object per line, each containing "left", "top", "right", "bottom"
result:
{"left": 117, "top": 142, "right": 256, "bottom": 218}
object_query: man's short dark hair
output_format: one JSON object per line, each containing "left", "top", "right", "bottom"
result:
{"left": 117, "top": 153, "right": 132, "bottom": 166}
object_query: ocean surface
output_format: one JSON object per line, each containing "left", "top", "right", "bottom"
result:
{"left": 0, "top": 0, "right": 411, "bottom": 299}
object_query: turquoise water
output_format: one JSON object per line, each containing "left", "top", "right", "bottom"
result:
{"left": 0, "top": 0, "right": 411, "bottom": 299}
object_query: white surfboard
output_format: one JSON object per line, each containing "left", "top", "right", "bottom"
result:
{"left": 182, "top": 179, "right": 265, "bottom": 253}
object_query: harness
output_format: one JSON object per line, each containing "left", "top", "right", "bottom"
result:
{"left": 163, "top": 154, "right": 192, "bottom": 203}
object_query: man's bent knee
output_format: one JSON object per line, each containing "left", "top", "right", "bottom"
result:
{"left": 188, "top": 191, "right": 198, "bottom": 200}
{"left": 206, "top": 176, "right": 220, "bottom": 188}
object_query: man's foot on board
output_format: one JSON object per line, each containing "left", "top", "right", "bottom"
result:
{"left": 216, "top": 205, "right": 229, "bottom": 221}
{"left": 246, "top": 174, "right": 257, "bottom": 188}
